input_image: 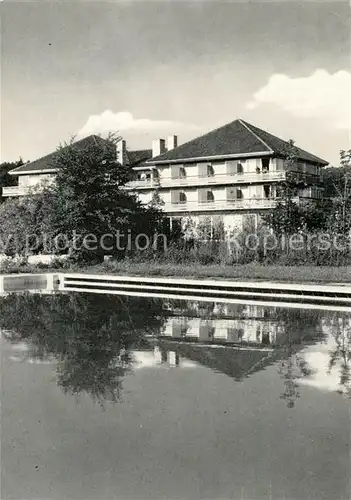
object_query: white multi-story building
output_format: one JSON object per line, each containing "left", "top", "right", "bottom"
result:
{"left": 3, "top": 119, "right": 328, "bottom": 232}
{"left": 128, "top": 119, "right": 328, "bottom": 232}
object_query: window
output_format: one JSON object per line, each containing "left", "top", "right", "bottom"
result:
{"left": 198, "top": 189, "right": 215, "bottom": 203}
{"left": 237, "top": 163, "right": 244, "bottom": 174}
{"left": 171, "top": 165, "right": 185, "bottom": 179}
{"left": 198, "top": 163, "right": 214, "bottom": 178}
{"left": 207, "top": 164, "right": 215, "bottom": 177}
{"left": 226, "top": 187, "right": 243, "bottom": 201}
{"left": 263, "top": 185, "right": 271, "bottom": 198}
{"left": 138, "top": 172, "right": 151, "bottom": 181}
{"left": 226, "top": 160, "right": 244, "bottom": 175}
{"left": 179, "top": 191, "right": 187, "bottom": 203}
{"left": 171, "top": 190, "right": 187, "bottom": 205}
{"left": 206, "top": 190, "right": 215, "bottom": 202}
{"left": 261, "top": 158, "right": 270, "bottom": 173}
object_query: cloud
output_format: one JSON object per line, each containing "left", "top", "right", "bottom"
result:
{"left": 247, "top": 69, "right": 351, "bottom": 130}
{"left": 78, "top": 110, "right": 198, "bottom": 138}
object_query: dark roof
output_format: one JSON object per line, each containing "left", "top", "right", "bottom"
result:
{"left": 159, "top": 340, "right": 286, "bottom": 381}
{"left": 10, "top": 135, "right": 108, "bottom": 174}
{"left": 127, "top": 149, "right": 152, "bottom": 167}
{"left": 147, "top": 119, "right": 328, "bottom": 165}
{"left": 9, "top": 136, "right": 150, "bottom": 175}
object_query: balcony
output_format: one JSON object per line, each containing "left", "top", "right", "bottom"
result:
{"left": 126, "top": 171, "right": 286, "bottom": 190}
{"left": 2, "top": 186, "right": 33, "bottom": 197}
{"left": 126, "top": 179, "right": 159, "bottom": 190}
{"left": 163, "top": 198, "right": 277, "bottom": 213}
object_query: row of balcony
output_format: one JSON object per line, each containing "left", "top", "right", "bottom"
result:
{"left": 2, "top": 186, "right": 32, "bottom": 197}
{"left": 163, "top": 198, "right": 277, "bottom": 213}
{"left": 2, "top": 172, "right": 284, "bottom": 197}
{"left": 126, "top": 171, "right": 286, "bottom": 190}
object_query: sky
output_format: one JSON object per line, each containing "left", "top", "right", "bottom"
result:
{"left": 1, "top": 0, "right": 350, "bottom": 166}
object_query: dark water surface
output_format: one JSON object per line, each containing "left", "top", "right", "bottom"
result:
{"left": 1, "top": 293, "right": 350, "bottom": 500}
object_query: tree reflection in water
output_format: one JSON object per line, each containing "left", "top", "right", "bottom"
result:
{"left": 1, "top": 293, "right": 350, "bottom": 408}
{"left": 325, "top": 313, "right": 351, "bottom": 397}
{"left": 276, "top": 309, "right": 351, "bottom": 407}
{"left": 0, "top": 293, "right": 166, "bottom": 407}
{"left": 275, "top": 308, "right": 322, "bottom": 408}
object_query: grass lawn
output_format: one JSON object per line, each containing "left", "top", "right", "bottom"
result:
{"left": 83, "top": 261, "right": 351, "bottom": 284}
{"left": 1, "top": 261, "right": 351, "bottom": 284}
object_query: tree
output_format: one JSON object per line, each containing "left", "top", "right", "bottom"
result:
{"left": 0, "top": 293, "right": 167, "bottom": 406}
{"left": 263, "top": 140, "right": 306, "bottom": 235}
{"left": 263, "top": 140, "right": 329, "bottom": 236}
{"left": 325, "top": 149, "right": 351, "bottom": 234}
{"left": 0, "top": 159, "right": 25, "bottom": 203}
{"left": 0, "top": 187, "right": 55, "bottom": 256}
{"left": 0, "top": 135, "right": 168, "bottom": 262}
{"left": 48, "top": 134, "right": 167, "bottom": 262}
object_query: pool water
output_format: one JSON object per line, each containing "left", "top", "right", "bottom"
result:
{"left": 1, "top": 293, "right": 350, "bottom": 500}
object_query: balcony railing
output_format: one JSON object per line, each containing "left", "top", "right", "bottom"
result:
{"left": 163, "top": 198, "right": 277, "bottom": 213}
{"left": 2, "top": 186, "right": 33, "bottom": 197}
{"left": 126, "top": 171, "right": 286, "bottom": 190}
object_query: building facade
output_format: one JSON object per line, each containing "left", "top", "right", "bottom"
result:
{"left": 126, "top": 119, "right": 328, "bottom": 233}
{"left": 3, "top": 119, "right": 328, "bottom": 233}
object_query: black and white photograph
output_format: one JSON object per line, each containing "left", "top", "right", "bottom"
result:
{"left": 1, "top": 1, "right": 350, "bottom": 499}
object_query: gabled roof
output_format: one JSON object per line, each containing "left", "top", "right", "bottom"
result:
{"left": 159, "top": 339, "right": 286, "bottom": 381}
{"left": 10, "top": 135, "right": 108, "bottom": 175}
{"left": 146, "top": 119, "right": 328, "bottom": 165}
{"left": 127, "top": 149, "right": 152, "bottom": 167}
{"left": 9, "top": 136, "right": 151, "bottom": 175}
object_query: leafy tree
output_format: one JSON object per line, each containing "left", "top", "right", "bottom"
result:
{"left": 0, "top": 136, "right": 167, "bottom": 262}
{"left": 263, "top": 140, "right": 305, "bottom": 235}
{"left": 264, "top": 140, "right": 328, "bottom": 235}
{"left": 301, "top": 198, "right": 333, "bottom": 232}
{"left": 0, "top": 159, "right": 25, "bottom": 203}
{"left": 0, "top": 187, "right": 55, "bottom": 256}
{"left": 49, "top": 134, "right": 166, "bottom": 262}
{"left": 325, "top": 149, "right": 351, "bottom": 234}
{"left": 0, "top": 293, "right": 166, "bottom": 406}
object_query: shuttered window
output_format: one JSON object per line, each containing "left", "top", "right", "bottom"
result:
{"left": 207, "top": 165, "right": 214, "bottom": 177}
{"left": 171, "top": 165, "right": 186, "bottom": 179}
{"left": 237, "top": 163, "right": 244, "bottom": 174}
{"left": 171, "top": 190, "right": 180, "bottom": 204}
{"left": 198, "top": 189, "right": 215, "bottom": 203}
{"left": 226, "top": 160, "right": 245, "bottom": 175}
{"left": 226, "top": 187, "right": 243, "bottom": 200}
{"left": 226, "top": 161, "right": 237, "bottom": 175}
{"left": 198, "top": 189, "right": 208, "bottom": 203}
{"left": 171, "top": 191, "right": 187, "bottom": 204}
{"left": 179, "top": 191, "right": 187, "bottom": 203}
{"left": 198, "top": 163, "right": 209, "bottom": 178}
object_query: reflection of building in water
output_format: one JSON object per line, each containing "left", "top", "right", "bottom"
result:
{"left": 158, "top": 339, "right": 285, "bottom": 381}
{"left": 161, "top": 315, "right": 282, "bottom": 345}
{"left": 163, "top": 302, "right": 274, "bottom": 320}
{"left": 214, "top": 303, "right": 270, "bottom": 319}
{"left": 133, "top": 343, "right": 286, "bottom": 381}
{"left": 133, "top": 346, "right": 184, "bottom": 368}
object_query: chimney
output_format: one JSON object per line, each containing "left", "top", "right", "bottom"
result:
{"left": 117, "top": 139, "right": 127, "bottom": 165}
{"left": 167, "top": 135, "right": 178, "bottom": 151}
{"left": 152, "top": 138, "right": 166, "bottom": 158}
